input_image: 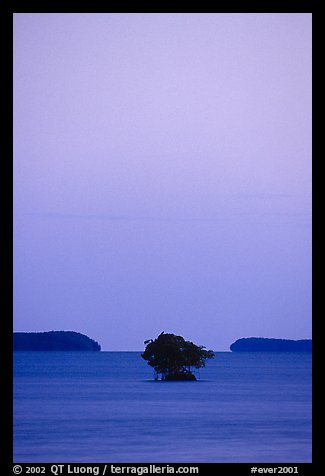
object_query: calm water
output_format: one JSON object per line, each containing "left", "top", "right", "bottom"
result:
{"left": 14, "top": 351, "right": 312, "bottom": 463}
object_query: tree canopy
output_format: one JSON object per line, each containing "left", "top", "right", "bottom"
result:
{"left": 141, "top": 332, "right": 214, "bottom": 380}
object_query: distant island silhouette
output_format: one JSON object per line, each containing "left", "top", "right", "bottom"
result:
{"left": 230, "top": 337, "right": 312, "bottom": 352}
{"left": 13, "top": 331, "right": 101, "bottom": 351}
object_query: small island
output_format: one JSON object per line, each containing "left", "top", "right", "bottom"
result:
{"left": 230, "top": 337, "right": 312, "bottom": 352}
{"left": 13, "top": 331, "right": 101, "bottom": 351}
{"left": 141, "top": 331, "right": 214, "bottom": 381}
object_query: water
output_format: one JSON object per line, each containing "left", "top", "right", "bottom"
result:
{"left": 14, "top": 352, "right": 312, "bottom": 463}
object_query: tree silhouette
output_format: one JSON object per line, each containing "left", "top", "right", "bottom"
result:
{"left": 141, "top": 332, "right": 214, "bottom": 380}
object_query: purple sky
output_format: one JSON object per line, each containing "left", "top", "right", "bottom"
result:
{"left": 13, "top": 13, "right": 312, "bottom": 350}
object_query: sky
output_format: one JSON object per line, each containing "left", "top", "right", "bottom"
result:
{"left": 13, "top": 13, "right": 312, "bottom": 351}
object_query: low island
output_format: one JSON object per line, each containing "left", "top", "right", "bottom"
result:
{"left": 13, "top": 331, "right": 101, "bottom": 351}
{"left": 230, "top": 337, "right": 312, "bottom": 352}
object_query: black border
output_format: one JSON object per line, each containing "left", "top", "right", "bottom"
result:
{"left": 2, "top": 1, "right": 14, "bottom": 470}
{"left": 5, "top": 2, "right": 317, "bottom": 474}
